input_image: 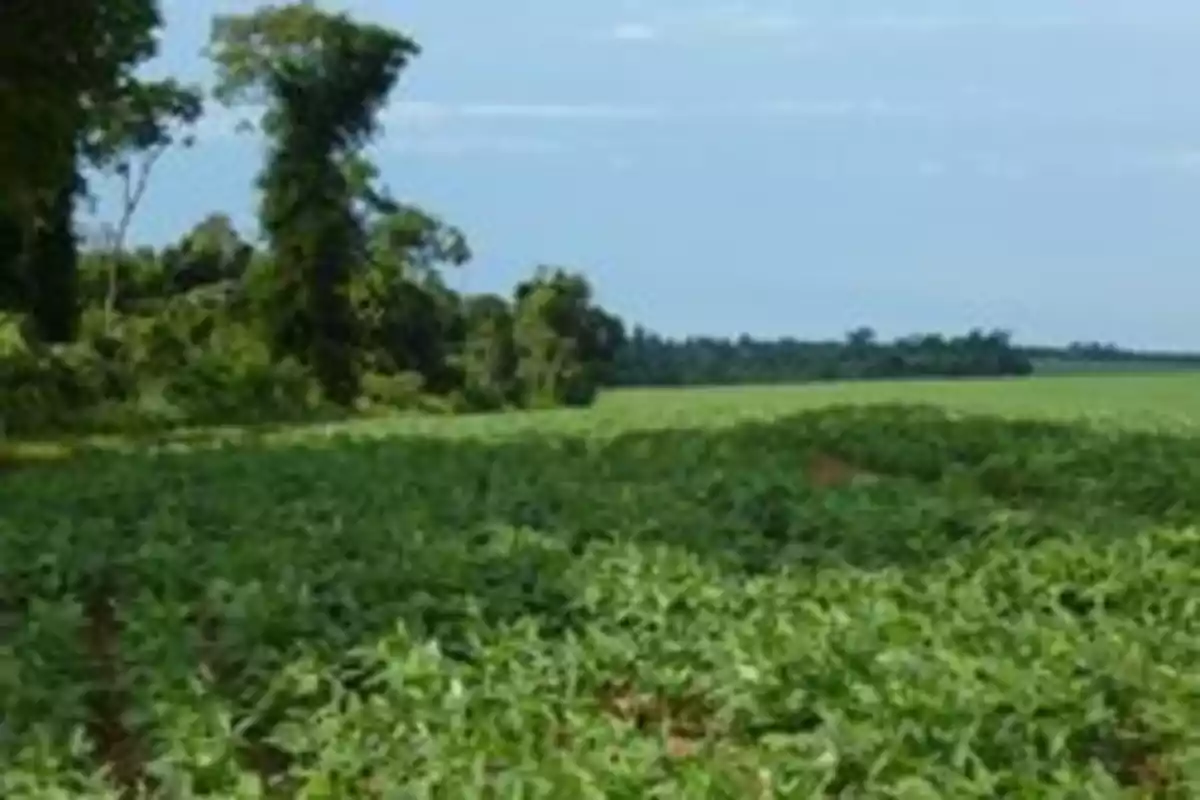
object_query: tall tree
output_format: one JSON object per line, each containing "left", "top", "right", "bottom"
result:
{"left": 513, "top": 267, "right": 614, "bottom": 408}
{"left": 459, "top": 294, "right": 518, "bottom": 410}
{"left": 0, "top": 0, "right": 191, "bottom": 342}
{"left": 161, "top": 213, "right": 254, "bottom": 296}
{"left": 86, "top": 78, "right": 202, "bottom": 329}
{"left": 209, "top": 1, "right": 419, "bottom": 405}
{"left": 0, "top": 1, "right": 151, "bottom": 217}
{"left": 354, "top": 207, "right": 471, "bottom": 390}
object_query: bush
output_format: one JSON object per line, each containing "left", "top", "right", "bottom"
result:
{"left": 0, "top": 341, "right": 139, "bottom": 437}
{"left": 161, "top": 338, "right": 322, "bottom": 426}
{"left": 358, "top": 371, "right": 427, "bottom": 411}
{"left": 0, "top": 307, "right": 327, "bottom": 437}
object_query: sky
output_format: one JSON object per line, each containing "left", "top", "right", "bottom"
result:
{"left": 88, "top": 0, "right": 1200, "bottom": 349}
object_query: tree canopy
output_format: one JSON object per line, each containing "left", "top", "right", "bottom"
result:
{"left": 0, "top": 0, "right": 1090, "bottom": 440}
{"left": 0, "top": 0, "right": 163, "bottom": 219}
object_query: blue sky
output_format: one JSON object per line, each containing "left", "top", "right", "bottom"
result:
{"left": 89, "top": 0, "right": 1200, "bottom": 348}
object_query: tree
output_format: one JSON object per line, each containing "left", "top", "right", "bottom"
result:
{"left": 209, "top": 1, "right": 420, "bottom": 405}
{"left": 583, "top": 306, "right": 628, "bottom": 386}
{"left": 367, "top": 203, "right": 471, "bottom": 282}
{"left": 86, "top": 78, "right": 202, "bottom": 329}
{"left": 161, "top": 213, "right": 254, "bottom": 296}
{"left": 459, "top": 294, "right": 518, "bottom": 410}
{"left": 0, "top": 0, "right": 192, "bottom": 343}
{"left": 0, "top": 0, "right": 163, "bottom": 239}
{"left": 513, "top": 267, "right": 615, "bottom": 408}
{"left": 23, "top": 178, "right": 82, "bottom": 343}
{"left": 0, "top": 1, "right": 158, "bottom": 216}
{"left": 353, "top": 207, "right": 471, "bottom": 391}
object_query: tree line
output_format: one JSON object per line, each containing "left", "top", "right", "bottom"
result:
{"left": 0, "top": 1, "right": 625, "bottom": 437}
{"left": 1024, "top": 342, "right": 1200, "bottom": 372}
{"left": 1, "top": 2, "right": 1181, "bottom": 439}
{"left": 611, "top": 326, "right": 1034, "bottom": 386}
{"left": 608, "top": 331, "right": 1200, "bottom": 387}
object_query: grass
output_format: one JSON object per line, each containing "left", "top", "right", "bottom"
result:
{"left": 1031, "top": 358, "right": 1200, "bottom": 376}
{"left": 6, "top": 371, "right": 1200, "bottom": 463}
{"left": 601, "top": 371, "right": 1200, "bottom": 429}
{"left": 2, "top": 373, "right": 1200, "bottom": 795}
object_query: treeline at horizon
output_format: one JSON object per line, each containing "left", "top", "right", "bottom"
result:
{"left": 2, "top": 2, "right": 1193, "bottom": 441}
{"left": 607, "top": 327, "right": 1200, "bottom": 388}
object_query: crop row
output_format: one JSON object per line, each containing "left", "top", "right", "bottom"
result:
{"left": 1, "top": 405, "right": 1198, "bottom": 796}
{"left": 778, "top": 403, "right": 1200, "bottom": 521}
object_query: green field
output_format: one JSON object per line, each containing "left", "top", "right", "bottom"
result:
{"left": 247, "top": 371, "right": 1200, "bottom": 444}
{"left": 2, "top": 373, "right": 1200, "bottom": 796}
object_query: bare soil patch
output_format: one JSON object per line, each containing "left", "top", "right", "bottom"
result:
{"left": 805, "top": 453, "right": 870, "bottom": 489}
{"left": 597, "top": 681, "right": 715, "bottom": 758}
{"left": 81, "top": 579, "right": 148, "bottom": 799}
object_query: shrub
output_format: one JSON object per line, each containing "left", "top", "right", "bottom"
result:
{"left": 0, "top": 341, "right": 138, "bottom": 436}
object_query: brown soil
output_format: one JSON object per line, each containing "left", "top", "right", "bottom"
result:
{"left": 191, "top": 603, "right": 294, "bottom": 793}
{"left": 1124, "top": 752, "right": 1172, "bottom": 795}
{"left": 0, "top": 445, "right": 75, "bottom": 478}
{"left": 805, "top": 453, "right": 867, "bottom": 489}
{"left": 597, "top": 681, "right": 713, "bottom": 758}
{"left": 1096, "top": 729, "right": 1177, "bottom": 797}
{"left": 81, "top": 582, "right": 148, "bottom": 799}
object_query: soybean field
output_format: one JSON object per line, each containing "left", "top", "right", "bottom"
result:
{"left": 2, "top": 373, "right": 1199, "bottom": 796}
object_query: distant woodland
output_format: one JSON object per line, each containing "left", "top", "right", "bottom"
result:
{"left": 2, "top": 3, "right": 1195, "bottom": 439}
{"left": 609, "top": 330, "right": 1200, "bottom": 388}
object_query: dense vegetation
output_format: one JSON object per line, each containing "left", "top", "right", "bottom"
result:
{"left": 4, "top": 0, "right": 1166, "bottom": 442}
{"left": 4, "top": 2, "right": 1198, "bottom": 797}
{"left": 2, "top": 395, "right": 1198, "bottom": 795}
{"left": 609, "top": 330, "right": 1200, "bottom": 388}
{"left": 612, "top": 326, "right": 1034, "bottom": 386}
{"left": 0, "top": 1, "right": 628, "bottom": 439}
{"left": 1028, "top": 341, "right": 1200, "bottom": 368}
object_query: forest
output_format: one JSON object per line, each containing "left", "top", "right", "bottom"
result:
{"left": 0, "top": 2, "right": 1183, "bottom": 439}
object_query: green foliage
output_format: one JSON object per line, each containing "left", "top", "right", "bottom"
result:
{"left": 351, "top": 209, "right": 469, "bottom": 394}
{"left": 459, "top": 294, "right": 518, "bottom": 410}
{"left": 0, "top": 241, "right": 624, "bottom": 436}
{"left": 0, "top": 303, "right": 320, "bottom": 438}
{"left": 24, "top": 180, "right": 81, "bottom": 343}
{"left": 158, "top": 214, "right": 254, "bottom": 296}
{"left": 0, "top": 0, "right": 162, "bottom": 219}
{"left": 209, "top": 2, "right": 421, "bottom": 406}
{"left": 83, "top": 77, "right": 202, "bottom": 171}
{"left": 2, "top": 403, "right": 1198, "bottom": 794}
{"left": 513, "top": 267, "right": 617, "bottom": 408}
{"left": 0, "top": 0, "right": 200, "bottom": 339}
{"left": 0, "top": 0, "right": 1063, "bottom": 440}
{"left": 0, "top": 339, "right": 136, "bottom": 434}
{"left": 1028, "top": 341, "right": 1200, "bottom": 375}
{"left": 3, "top": 3, "right": 1200, "bottom": 791}
{"left": 614, "top": 327, "right": 1034, "bottom": 386}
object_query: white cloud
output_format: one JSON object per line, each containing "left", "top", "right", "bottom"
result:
{"left": 407, "top": 98, "right": 935, "bottom": 123}
{"left": 595, "top": 8, "right": 1186, "bottom": 43}
{"left": 916, "top": 160, "right": 949, "bottom": 178}
{"left": 386, "top": 101, "right": 667, "bottom": 125}
{"left": 197, "top": 97, "right": 935, "bottom": 147}
{"left": 606, "top": 154, "right": 635, "bottom": 171}
{"left": 190, "top": 102, "right": 253, "bottom": 142}
{"left": 1176, "top": 152, "right": 1200, "bottom": 172}
{"left": 971, "top": 154, "right": 1032, "bottom": 181}
{"left": 841, "top": 15, "right": 1083, "bottom": 32}
{"left": 458, "top": 103, "right": 664, "bottom": 121}
{"left": 660, "top": 7, "right": 806, "bottom": 39}
{"left": 391, "top": 135, "right": 569, "bottom": 157}
{"left": 711, "top": 11, "right": 805, "bottom": 36}
{"left": 756, "top": 99, "right": 925, "bottom": 120}
{"left": 608, "top": 22, "right": 659, "bottom": 42}
{"left": 1144, "top": 150, "right": 1200, "bottom": 175}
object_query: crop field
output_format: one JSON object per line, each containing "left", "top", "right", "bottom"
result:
{"left": 2, "top": 374, "right": 1200, "bottom": 796}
